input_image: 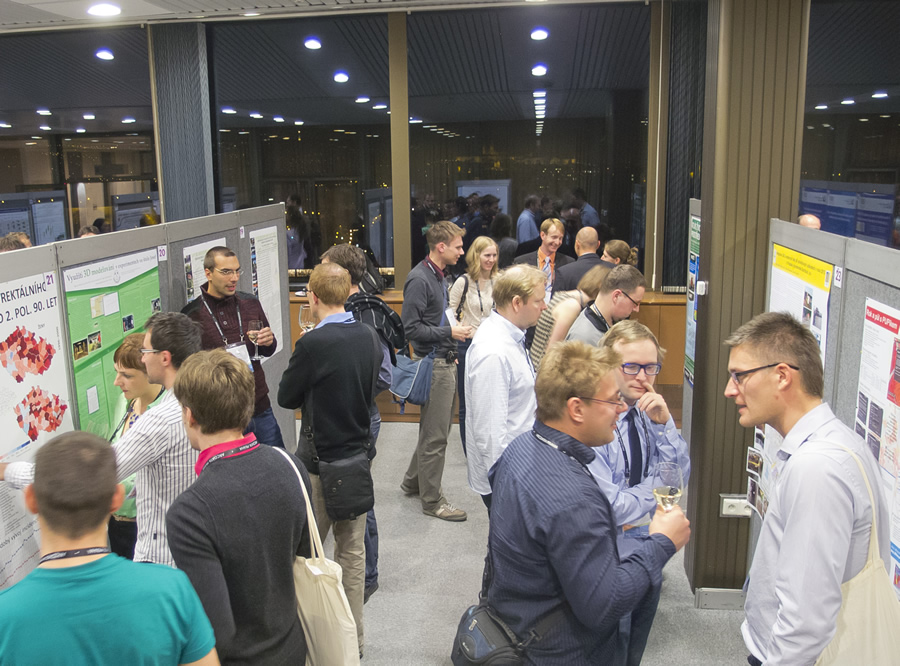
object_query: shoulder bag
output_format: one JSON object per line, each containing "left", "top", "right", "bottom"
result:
{"left": 814, "top": 445, "right": 900, "bottom": 665}
{"left": 454, "top": 275, "right": 470, "bottom": 322}
{"left": 274, "top": 448, "right": 360, "bottom": 666}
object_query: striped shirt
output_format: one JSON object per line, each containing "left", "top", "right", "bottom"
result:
{"left": 6, "top": 390, "right": 197, "bottom": 567}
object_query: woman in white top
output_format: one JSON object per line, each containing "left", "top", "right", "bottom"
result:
{"left": 449, "top": 236, "right": 498, "bottom": 455}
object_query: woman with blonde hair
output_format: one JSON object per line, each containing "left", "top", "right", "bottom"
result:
{"left": 601, "top": 239, "right": 639, "bottom": 266}
{"left": 449, "top": 235, "right": 498, "bottom": 453}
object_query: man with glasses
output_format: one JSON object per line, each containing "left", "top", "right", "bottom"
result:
{"left": 182, "top": 246, "right": 283, "bottom": 448}
{"left": 483, "top": 341, "right": 690, "bottom": 663}
{"left": 724, "top": 312, "right": 889, "bottom": 666}
{"left": 566, "top": 265, "right": 645, "bottom": 346}
{"left": 594, "top": 320, "right": 691, "bottom": 665}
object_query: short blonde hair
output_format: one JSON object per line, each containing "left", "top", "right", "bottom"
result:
{"left": 493, "top": 265, "right": 547, "bottom": 309}
{"left": 540, "top": 218, "right": 565, "bottom": 235}
{"left": 535, "top": 341, "right": 621, "bottom": 422}
{"left": 308, "top": 262, "right": 350, "bottom": 306}
{"left": 174, "top": 349, "right": 255, "bottom": 434}
{"left": 602, "top": 320, "right": 666, "bottom": 360}
{"left": 465, "top": 236, "right": 499, "bottom": 283}
{"left": 426, "top": 220, "right": 465, "bottom": 251}
{"left": 577, "top": 265, "right": 612, "bottom": 300}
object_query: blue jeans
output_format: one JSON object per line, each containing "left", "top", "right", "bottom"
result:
{"left": 616, "top": 526, "right": 659, "bottom": 666}
{"left": 245, "top": 406, "right": 284, "bottom": 449}
{"left": 456, "top": 338, "right": 472, "bottom": 454}
{"left": 365, "top": 406, "right": 381, "bottom": 589}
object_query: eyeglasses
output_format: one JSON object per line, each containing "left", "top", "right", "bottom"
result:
{"left": 577, "top": 394, "right": 625, "bottom": 408}
{"left": 621, "top": 362, "right": 662, "bottom": 376}
{"left": 140, "top": 348, "right": 161, "bottom": 355}
{"left": 728, "top": 362, "right": 799, "bottom": 386}
{"left": 214, "top": 268, "right": 242, "bottom": 277}
{"left": 621, "top": 291, "right": 641, "bottom": 308}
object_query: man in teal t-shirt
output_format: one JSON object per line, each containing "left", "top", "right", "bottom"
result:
{"left": 0, "top": 432, "right": 218, "bottom": 666}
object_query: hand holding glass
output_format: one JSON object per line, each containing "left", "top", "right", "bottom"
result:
{"left": 247, "top": 319, "right": 263, "bottom": 360}
{"left": 653, "top": 462, "right": 684, "bottom": 512}
{"left": 299, "top": 305, "right": 315, "bottom": 333}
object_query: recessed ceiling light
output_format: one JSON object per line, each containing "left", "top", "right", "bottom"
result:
{"left": 222, "top": 107, "right": 236, "bottom": 114}
{"left": 409, "top": 119, "right": 423, "bottom": 124}
{"left": 122, "top": 117, "right": 136, "bottom": 124}
{"left": 815, "top": 104, "right": 827, "bottom": 110}
{"left": 64, "top": 138, "right": 71, "bottom": 141}
{"left": 250, "top": 112, "right": 263, "bottom": 119}
{"left": 239, "top": 131, "right": 249, "bottom": 135}
{"left": 83, "top": 113, "right": 96, "bottom": 120}
{"left": 531, "top": 27, "right": 549, "bottom": 40}
{"left": 274, "top": 116, "right": 284, "bottom": 122}
{"left": 841, "top": 99, "right": 855, "bottom": 105}
{"left": 91, "top": 139, "right": 99, "bottom": 143}
{"left": 40, "top": 125, "right": 51, "bottom": 131}
{"left": 242, "top": 12, "right": 260, "bottom": 17}
{"left": 355, "top": 96, "right": 370, "bottom": 103}
{"left": 334, "top": 129, "right": 345, "bottom": 133}
{"left": 87, "top": 3, "right": 121, "bottom": 16}
{"left": 37, "top": 109, "right": 51, "bottom": 116}
{"left": 373, "top": 104, "right": 387, "bottom": 110}
{"left": 31, "top": 136, "right": 41, "bottom": 139}
{"left": 345, "top": 131, "right": 356, "bottom": 135}
{"left": 304, "top": 37, "right": 322, "bottom": 50}
{"left": 294, "top": 120, "right": 304, "bottom": 126}
{"left": 430, "top": 128, "right": 439, "bottom": 132}
{"left": 872, "top": 92, "right": 888, "bottom": 99}
{"left": 95, "top": 48, "right": 114, "bottom": 60}
{"left": 219, "top": 129, "right": 230, "bottom": 132}
{"left": 821, "top": 123, "right": 830, "bottom": 128}
{"left": 532, "top": 64, "right": 548, "bottom": 77}
{"left": 0, "top": 123, "right": 11, "bottom": 128}
{"left": 533, "top": 91, "right": 546, "bottom": 98}
{"left": 333, "top": 71, "right": 349, "bottom": 83}
{"left": 859, "top": 118, "right": 869, "bottom": 122}
{"left": 880, "top": 115, "right": 890, "bottom": 118}
{"left": 76, "top": 128, "right": 86, "bottom": 133}
{"left": 26, "top": 142, "right": 36, "bottom": 146}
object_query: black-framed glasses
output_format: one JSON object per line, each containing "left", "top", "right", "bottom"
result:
{"left": 140, "top": 348, "right": 161, "bottom": 355}
{"left": 621, "top": 290, "right": 641, "bottom": 308}
{"left": 621, "top": 362, "right": 662, "bottom": 376}
{"left": 577, "top": 394, "right": 625, "bottom": 408}
{"left": 729, "top": 362, "right": 799, "bottom": 386}
{"left": 214, "top": 268, "right": 242, "bottom": 277}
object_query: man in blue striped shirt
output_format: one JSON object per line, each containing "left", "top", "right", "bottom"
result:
{"left": 486, "top": 341, "right": 691, "bottom": 664}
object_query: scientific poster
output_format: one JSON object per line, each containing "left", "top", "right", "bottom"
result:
{"left": 0, "top": 271, "right": 71, "bottom": 588}
{"left": 854, "top": 298, "right": 900, "bottom": 597}
{"left": 63, "top": 249, "right": 160, "bottom": 437}
{"left": 183, "top": 237, "right": 226, "bottom": 302}
{"left": 683, "top": 214, "right": 700, "bottom": 386}
{"left": 248, "top": 226, "right": 284, "bottom": 354}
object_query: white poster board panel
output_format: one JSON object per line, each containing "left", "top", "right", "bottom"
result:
{"left": 183, "top": 237, "right": 227, "bottom": 302}
{"left": 248, "top": 226, "right": 284, "bottom": 360}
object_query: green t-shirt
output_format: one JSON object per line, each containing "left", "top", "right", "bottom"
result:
{"left": 0, "top": 554, "right": 215, "bottom": 665}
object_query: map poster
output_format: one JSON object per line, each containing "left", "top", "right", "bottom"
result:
{"left": 183, "top": 237, "right": 226, "bottom": 302}
{"left": 248, "top": 226, "right": 283, "bottom": 354}
{"left": 63, "top": 249, "right": 161, "bottom": 437}
{"left": 854, "top": 298, "right": 900, "bottom": 598}
{"left": 0, "top": 270, "right": 71, "bottom": 588}
{"left": 683, "top": 214, "right": 700, "bottom": 386}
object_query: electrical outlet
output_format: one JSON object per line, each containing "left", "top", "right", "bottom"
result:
{"left": 720, "top": 494, "right": 751, "bottom": 518}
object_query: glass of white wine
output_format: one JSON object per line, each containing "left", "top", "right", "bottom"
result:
{"left": 247, "top": 319, "right": 263, "bottom": 360}
{"left": 299, "top": 305, "right": 315, "bottom": 333}
{"left": 653, "top": 462, "right": 684, "bottom": 512}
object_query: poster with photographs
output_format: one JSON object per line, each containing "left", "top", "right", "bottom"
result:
{"left": 182, "top": 237, "right": 226, "bottom": 302}
{"left": 853, "top": 298, "right": 900, "bottom": 598}
{"left": 0, "top": 271, "right": 71, "bottom": 588}
{"left": 248, "top": 226, "right": 284, "bottom": 357}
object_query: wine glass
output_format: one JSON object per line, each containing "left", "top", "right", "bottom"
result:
{"left": 299, "top": 305, "right": 315, "bottom": 333}
{"left": 653, "top": 462, "right": 684, "bottom": 512}
{"left": 247, "top": 319, "right": 263, "bottom": 360}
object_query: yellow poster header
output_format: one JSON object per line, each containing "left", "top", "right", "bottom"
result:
{"left": 772, "top": 244, "right": 833, "bottom": 291}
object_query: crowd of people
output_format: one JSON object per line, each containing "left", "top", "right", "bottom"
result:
{"left": 0, "top": 212, "right": 889, "bottom": 665}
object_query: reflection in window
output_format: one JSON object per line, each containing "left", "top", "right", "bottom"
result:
{"left": 211, "top": 17, "right": 392, "bottom": 270}
{"left": 0, "top": 27, "right": 157, "bottom": 242}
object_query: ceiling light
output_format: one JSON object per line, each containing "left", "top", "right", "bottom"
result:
{"left": 0, "top": 123, "right": 10, "bottom": 128}
{"left": 76, "top": 128, "right": 86, "bottom": 133}
{"left": 409, "top": 119, "right": 423, "bottom": 124}
{"left": 345, "top": 131, "right": 356, "bottom": 135}
{"left": 430, "top": 128, "right": 439, "bottom": 132}
{"left": 334, "top": 129, "right": 345, "bottom": 132}
{"left": 533, "top": 91, "right": 546, "bottom": 98}
{"left": 531, "top": 28, "right": 549, "bottom": 40}
{"left": 880, "top": 115, "right": 890, "bottom": 118}
{"left": 872, "top": 92, "right": 888, "bottom": 99}
{"left": 242, "top": 12, "right": 260, "bottom": 17}
{"left": 355, "top": 96, "right": 370, "bottom": 103}
{"left": 37, "top": 109, "right": 51, "bottom": 116}
{"left": 122, "top": 117, "right": 136, "bottom": 123}
{"left": 821, "top": 124, "right": 830, "bottom": 128}
{"left": 87, "top": 3, "right": 121, "bottom": 16}
{"left": 250, "top": 112, "right": 263, "bottom": 118}
{"left": 333, "top": 71, "right": 349, "bottom": 83}
{"left": 274, "top": 116, "right": 284, "bottom": 122}
{"left": 26, "top": 142, "right": 36, "bottom": 146}
{"left": 841, "top": 99, "right": 855, "bottom": 105}
{"left": 40, "top": 125, "right": 51, "bottom": 131}
{"left": 815, "top": 104, "right": 827, "bottom": 110}
{"left": 31, "top": 136, "right": 41, "bottom": 139}
{"left": 268, "top": 134, "right": 278, "bottom": 138}
{"left": 219, "top": 129, "right": 230, "bottom": 132}
{"left": 294, "top": 120, "right": 304, "bottom": 126}
{"left": 373, "top": 104, "right": 387, "bottom": 110}
{"left": 222, "top": 107, "right": 236, "bottom": 114}
{"left": 304, "top": 37, "right": 322, "bottom": 50}
{"left": 532, "top": 64, "right": 548, "bottom": 77}
{"left": 859, "top": 118, "right": 869, "bottom": 122}
{"left": 83, "top": 113, "right": 96, "bottom": 120}
{"left": 239, "top": 131, "right": 249, "bottom": 135}
{"left": 95, "top": 48, "right": 114, "bottom": 60}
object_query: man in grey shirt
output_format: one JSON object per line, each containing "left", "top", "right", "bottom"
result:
{"left": 566, "top": 265, "right": 645, "bottom": 346}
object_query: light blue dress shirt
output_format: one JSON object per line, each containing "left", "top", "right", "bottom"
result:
{"left": 742, "top": 402, "right": 890, "bottom": 665}
{"left": 516, "top": 209, "right": 539, "bottom": 243}
{"left": 581, "top": 202, "right": 600, "bottom": 228}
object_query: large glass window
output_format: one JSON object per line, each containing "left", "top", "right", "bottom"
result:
{"left": 800, "top": 0, "right": 900, "bottom": 248}
{"left": 0, "top": 28, "right": 157, "bottom": 241}
{"left": 406, "top": 4, "right": 649, "bottom": 265}
{"left": 211, "top": 17, "right": 392, "bottom": 270}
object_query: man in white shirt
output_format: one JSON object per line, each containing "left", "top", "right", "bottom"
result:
{"left": 724, "top": 312, "right": 889, "bottom": 666}
{"left": 1, "top": 312, "right": 202, "bottom": 567}
{"left": 465, "top": 265, "right": 547, "bottom": 512}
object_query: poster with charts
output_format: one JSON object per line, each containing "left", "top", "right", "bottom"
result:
{"left": 853, "top": 298, "right": 900, "bottom": 598}
{"left": 0, "top": 270, "right": 71, "bottom": 588}
{"left": 249, "top": 226, "right": 283, "bottom": 358}
{"left": 683, "top": 214, "right": 700, "bottom": 386}
{"left": 183, "top": 237, "right": 226, "bottom": 302}
{"left": 63, "top": 249, "right": 160, "bottom": 438}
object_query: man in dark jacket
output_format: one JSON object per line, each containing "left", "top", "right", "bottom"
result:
{"left": 552, "top": 227, "right": 613, "bottom": 296}
{"left": 181, "top": 246, "right": 283, "bottom": 448}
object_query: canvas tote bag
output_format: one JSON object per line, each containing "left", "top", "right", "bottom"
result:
{"left": 815, "top": 445, "right": 900, "bottom": 665}
{"left": 275, "top": 448, "right": 360, "bottom": 666}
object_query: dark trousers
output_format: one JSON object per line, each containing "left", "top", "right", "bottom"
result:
{"left": 615, "top": 570, "right": 661, "bottom": 666}
{"left": 481, "top": 493, "right": 492, "bottom": 514}
{"left": 365, "top": 406, "right": 382, "bottom": 588}
{"left": 246, "top": 406, "right": 285, "bottom": 449}
{"left": 108, "top": 517, "right": 137, "bottom": 560}
{"left": 456, "top": 338, "right": 472, "bottom": 454}
{"left": 747, "top": 656, "right": 762, "bottom": 666}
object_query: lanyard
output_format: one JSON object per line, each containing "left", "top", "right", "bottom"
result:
{"left": 533, "top": 430, "right": 591, "bottom": 477}
{"left": 201, "top": 439, "right": 259, "bottom": 473}
{"left": 40, "top": 547, "right": 109, "bottom": 564}
{"left": 109, "top": 388, "right": 165, "bottom": 442}
{"left": 201, "top": 293, "right": 243, "bottom": 344}
{"left": 475, "top": 280, "right": 485, "bottom": 316}
{"left": 616, "top": 410, "right": 652, "bottom": 482}
{"left": 591, "top": 303, "right": 611, "bottom": 331}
